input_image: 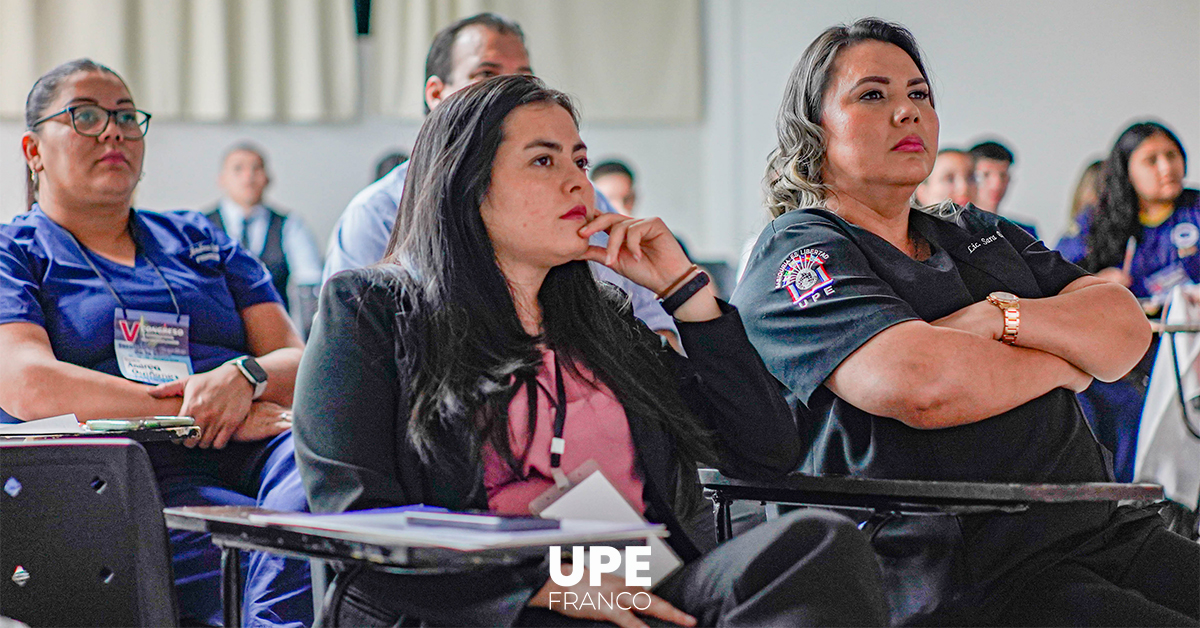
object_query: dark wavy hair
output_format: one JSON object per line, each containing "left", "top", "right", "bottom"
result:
{"left": 1082, "top": 121, "right": 1188, "bottom": 272}
{"left": 381, "top": 75, "right": 713, "bottom": 506}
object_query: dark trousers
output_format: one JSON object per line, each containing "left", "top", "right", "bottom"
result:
{"left": 992, "top": 521, "right": 1199, "bottom": 627}
{"left": 336, "top": 508, "right": 888, "bottom": 627}
{"left": 147, "top": 432, "right": 313, "bottom": 627}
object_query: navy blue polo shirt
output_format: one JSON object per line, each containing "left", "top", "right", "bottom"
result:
{"left": 0, "top": 205, "right": 280, "bottom": 421}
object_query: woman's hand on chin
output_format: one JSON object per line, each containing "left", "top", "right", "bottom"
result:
{"left": 148, "top": 363, "right": 255, "bottom": 449}
{"left": 528, "top": 567, "right": 696, "bottom": 628}
{"left": 576, "top": 213, "right": 692, "bottom": 295}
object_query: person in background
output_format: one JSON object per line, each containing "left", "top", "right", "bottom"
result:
{"left": 1068, "top": 158, "right": 1104, "bottom": 222}
{"left": 322, "top": 13, "right": 681, "bottom": 350}
{"left": 913, "top": 147, "right": 975, "bottom": 207}
{"left": 592, "top": 158, "right": 694, "bottom": 261}
{"left": 1, "top": 58, "right": 311, "bottom": 628}
{"left": 206, "top": 143, "right": 323, "bottom": 317}
{"left": 735, "top": 19, "right": 1197, "bottom": 625}
{"left": 1056, "top": 121, "right": 1195, "bottom": 484}
{"left": 591, "top": 159, "right": 637, "bottom": 216}
{"left": 970, "top": 139, "right": 1038, "bottom": 238}
{"left": 295, "top": 74, "right": 887, "bottom": 628}
{"left": 373, "top": 149, "right": 409, "bottom": 182}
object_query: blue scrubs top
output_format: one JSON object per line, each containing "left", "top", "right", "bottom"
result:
{"left": 0, "top": 205, "right": 281, "bottom": 421}
{"left": 1057, "top": 189, "right": 1200, "bottom": 299}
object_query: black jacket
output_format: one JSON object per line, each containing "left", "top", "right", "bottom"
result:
{"left": 293, "top": 268, "right": 799, "bottom": 625}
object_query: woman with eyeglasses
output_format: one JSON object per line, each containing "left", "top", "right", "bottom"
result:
{"left": 0, "top": 59, "right": 312, "bottom": 627}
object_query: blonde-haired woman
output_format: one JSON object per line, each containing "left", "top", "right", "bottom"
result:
{"left": 733, "top": 17, "right": 1197, "bottom": 626}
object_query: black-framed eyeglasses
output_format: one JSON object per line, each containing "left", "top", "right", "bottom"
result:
{"left": 30, "top": 105, "right": 152, "bottom": 139}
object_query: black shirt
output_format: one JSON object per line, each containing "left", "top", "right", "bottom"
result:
{"left": 732, "top": 206, "right": 1117, "bottom": 608}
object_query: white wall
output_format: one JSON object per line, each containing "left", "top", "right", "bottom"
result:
{"left": 724, "top": 0, "right": 1200, "bottom": 250}
{"left": 3, "top": 0, "right": 1198, "bottom": 262}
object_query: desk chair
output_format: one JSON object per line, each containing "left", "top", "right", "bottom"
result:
{"left": 1139, "top": 287, "right": 1200, "bottom": 527}
{"left": 699, "top": 469, "right": 1162, "bottom": 542}
{"left": 0, "top": 439, "right": 178, "bottom": 627}
{"left": 699, "top": 469, "right": 1162, "bottom": 624}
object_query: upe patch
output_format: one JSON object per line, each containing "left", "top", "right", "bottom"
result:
{"left": 775, "top": 248, "right": 834, "bottom": 305}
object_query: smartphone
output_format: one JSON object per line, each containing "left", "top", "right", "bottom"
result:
{"left": 85, "top": 417, "right": 196, "bottom": 431}
{"left": 405, "top": 511, "right": 560, "bottom": 531}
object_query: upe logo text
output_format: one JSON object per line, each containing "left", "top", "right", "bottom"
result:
{"left": 547, "top": 546, "right": 654, "bottom": 611}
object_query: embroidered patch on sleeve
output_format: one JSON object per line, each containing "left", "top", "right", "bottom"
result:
{"left": 775, "top": 248, "right": 834, "bottom": 306}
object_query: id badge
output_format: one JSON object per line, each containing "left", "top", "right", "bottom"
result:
{"left": 1144, "top": 263, "right": 1192, "bottom": 302}
{"left": 531, "top": 460, "right": 683, "bottom": 588}
{"left": 114, "top": 309, "right": 194, "bottom": 384}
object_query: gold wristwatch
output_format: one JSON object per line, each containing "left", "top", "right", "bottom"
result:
{"left": 986, "top": 291, "right": 1020, "bottom": 345}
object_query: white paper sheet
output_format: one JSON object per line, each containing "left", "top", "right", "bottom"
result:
{"left": 539, "top": 471, "right": 683, "bottom": 586}
{"left": 0, "top": 414, "right": 80, "bottom": 435}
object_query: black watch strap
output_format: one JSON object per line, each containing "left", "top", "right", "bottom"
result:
{"left": 659, "top": 271, "right": 710, "bottom": 316}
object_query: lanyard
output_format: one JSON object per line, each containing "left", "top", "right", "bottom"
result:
{"left": 527, "top": 351, "right": 569, "bottom": 487}
{"left": 64, "top": 217, "right": 182, "bottom": 321}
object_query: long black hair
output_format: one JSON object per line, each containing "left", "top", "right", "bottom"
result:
{"left": 1082, "top": 121, "right": 1188, "bottom": 272}
{"left": 382, "top": 75, "right": 713, "bottom": 505}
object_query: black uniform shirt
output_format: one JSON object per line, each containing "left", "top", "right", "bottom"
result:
{"left": 732, "top": 206, "right": 1113, "bottom": 485}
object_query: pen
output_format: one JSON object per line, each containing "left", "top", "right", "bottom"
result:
{"left": 1123, "top": 236, "right": 1137, "bottom": 275}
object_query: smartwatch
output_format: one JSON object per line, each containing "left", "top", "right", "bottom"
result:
{"left": 226, "top": 355, "right": 268, "bottom": 399}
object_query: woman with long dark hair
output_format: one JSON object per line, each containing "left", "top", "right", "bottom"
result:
{"left": 1056, "top": 121, "right": 1195, "bottom": 483}
{"left": 292, "top": 75, "right": 887, "bottom": 627}
{"left": 735, "top": 18, "right": 1197, "bottom": 626}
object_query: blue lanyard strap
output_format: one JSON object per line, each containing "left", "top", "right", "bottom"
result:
{"left": 63, "top": 214, "right": 183, "bottom": 320}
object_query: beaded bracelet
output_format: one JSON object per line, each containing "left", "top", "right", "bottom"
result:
{"left": 659, "top": 270, "right": 711, "bottom": 316}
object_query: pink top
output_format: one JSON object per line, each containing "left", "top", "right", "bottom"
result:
{"left": 482, "top": 350, "right": 646, "bottom": 515}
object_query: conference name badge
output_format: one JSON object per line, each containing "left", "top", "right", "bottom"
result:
{"left": 1171, "top": 222, "right": 1199, "bottom": 258}
{"left": 114, "top": 309, "right": 194, "bottom": 385}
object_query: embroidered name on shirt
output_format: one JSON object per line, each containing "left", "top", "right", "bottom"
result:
{"left": 966, "top": 231, "right": 1003, "bottom": 254}
{"left": 776, "top": 248, "right": 835, "bottom": 308}
{"left": 189, "top": 243, "right": 220, "bottom": 264}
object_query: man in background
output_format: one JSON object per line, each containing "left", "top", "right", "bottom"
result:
{"left": 591, "top": 159, "right": 637, "bottom": 216}
{"left": 970, "top": 139, "right": 1038, "bottom": 238}
{"left": 323, "top": 13, "right": 680, "bottom": 346}
{"left": 915, "top": 148, "right": 977, "bottom": 207}
{"left": 373, "top": 149, "right": 409, "bottom": 182}
{"left": 207, "top": 143, "right": 323, "bottom": 329}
